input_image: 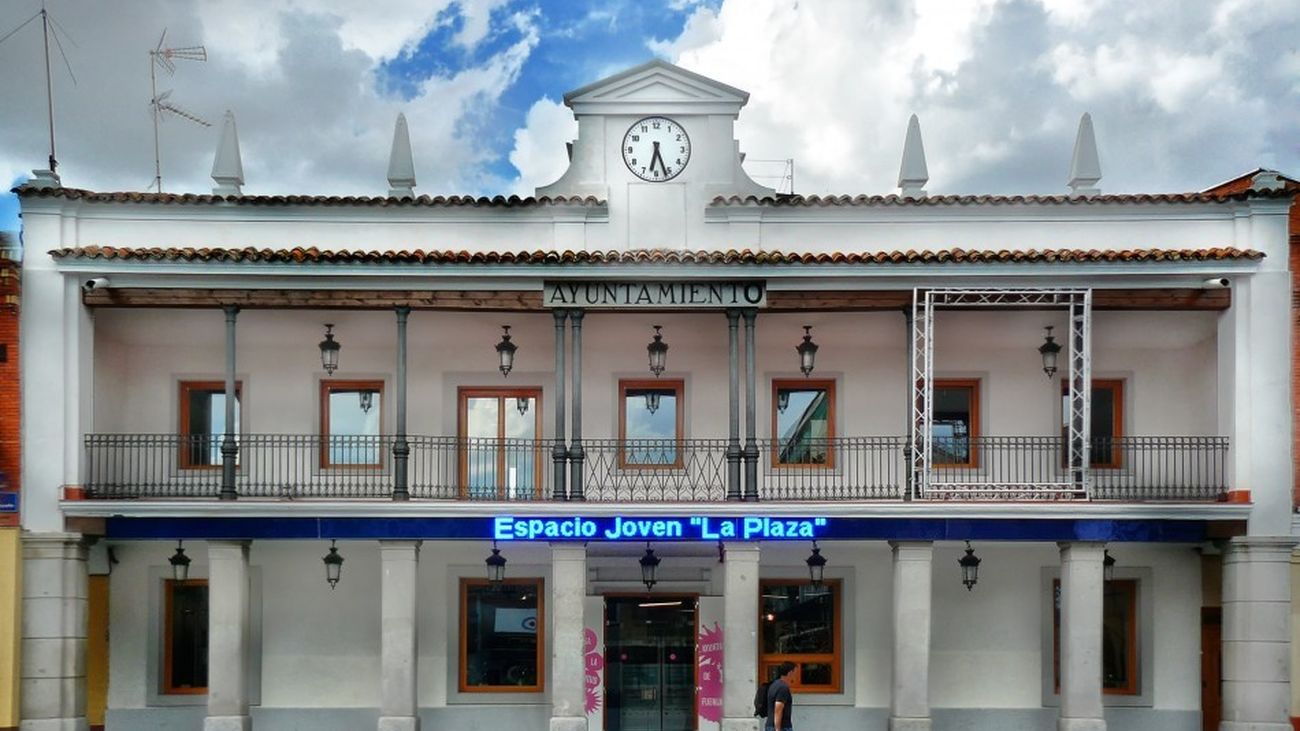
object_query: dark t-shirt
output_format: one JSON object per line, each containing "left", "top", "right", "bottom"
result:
{"left": 766, "top": 678, "right": 793, "bottom": 729}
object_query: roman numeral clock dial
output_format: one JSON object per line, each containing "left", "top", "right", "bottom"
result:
{"left": 622, "top": 116, "right": 691, "bottom": 182}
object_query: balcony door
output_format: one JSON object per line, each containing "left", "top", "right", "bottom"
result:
{"left": 458, "top": 388, "right": 542, "bottom": 500}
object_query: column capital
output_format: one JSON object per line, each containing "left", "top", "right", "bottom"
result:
{"left": 550, "top": 543, "right": 587, "bottom": 560}
{"left": 1057, "top": 541, "right": 1105, "bottom": 560}
{"left": 378, "top": 540, "right": 422, "bottom": 556}
{"left": 888, "top": 540, "right": 934, "bottom": 557}
{"left": 1223, "top": 535, "right": 1298, "bottom": 562}
{"left": 722, "top": 542, "right": 760, "bottom": 562}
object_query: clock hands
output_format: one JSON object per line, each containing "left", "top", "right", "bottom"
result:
{"left": 650, "top": 141, "right": 667, "bottom": 177}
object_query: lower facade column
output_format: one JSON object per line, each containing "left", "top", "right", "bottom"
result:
{"left": 1057, "top": 542, "right": 1105, "bottom": 731}
{"left": 889, "top": 541, "right": 932, "bottom": 731}
{"left": 1220, "top": 536, "right": 1295, "bottom": 731}
{"left": 722, "top": 543, "right": 760, "bottom": 731}
{"left": 550, "top": 543, "right": 587, "bottom": 731}
{"left": 20, "top": 532, "right": 88, "bottom": 731}
{"left": 379, "top": 541, "right": 422, "bottom": 731}
{"left": 205, "top": 541, "right": 251, "bottom": 731}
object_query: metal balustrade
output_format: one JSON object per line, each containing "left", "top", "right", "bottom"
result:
{"left": 83, "top": 433, "right": 1229, "bottom": 502}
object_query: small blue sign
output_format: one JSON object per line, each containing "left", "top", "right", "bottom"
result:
{"left": 493, "top": 515, "right": 829, "bottom": 541}
{"left": 0, "top": 492, "right": 17, "bottom": 514}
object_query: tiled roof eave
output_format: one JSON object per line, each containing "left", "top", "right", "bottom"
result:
{"left": 710, "top": 189, "right": 1299, "bottom": 207}
{"left": 14, "top": 186, "right": 605, "bottom": 208}
{"left": 48, "top": 246, "right": 1266, "bottom": 266}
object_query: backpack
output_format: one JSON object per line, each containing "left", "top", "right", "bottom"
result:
{"left": 753, "top": 680, "right": 770, "bottom": 718}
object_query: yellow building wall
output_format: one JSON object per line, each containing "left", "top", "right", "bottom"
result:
{"left": 87, "top": 575, "right": 109, "bottom": 729}
{"left": 0, "top": 528, "right": 21, "bottom": 729}
{"left": 1291, "top": 554, "right": 1300, "bottom": 722}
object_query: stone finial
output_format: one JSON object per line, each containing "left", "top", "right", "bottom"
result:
{"left": 387, "top": 112, "right": 417, "bottom": 198}
{"left": 897, "top": 114, "right": 929, "bottom": 197}
{"left": 1250, "top": 170, "right": 1285, "bottom": 192}
{"left": 211, "top": 110, "right": 245, "bottom": 196}
{"left": 1068, "top": 113, "right": 1101, "bottom": 196}
{"left": 27, "top": 168, "right": 61, "bottom": 189}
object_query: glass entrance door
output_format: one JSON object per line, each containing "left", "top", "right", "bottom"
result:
{"left": 605, "top": 596, "right": 697, "bottom": 731}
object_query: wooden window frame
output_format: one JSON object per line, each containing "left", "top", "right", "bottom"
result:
{"left": 932, "top": 378, "right": 980, "bottom": 468}
{"left": 456, "top": 387, "right": 544, "bottom": 499}
{"left": 319, "top": 379, "right": 385, "bottom": 469}
{"left": 162, "top": 578, "right": 208, "bottom": 695}
{"left": 618, "top": 378, "right": 685, "bottom": 469}
{"left": 771, "top": 379, "right": 837, "bottom": 469}
{"left": 458, "top": 577, "right": 546, "bottom": 693}
{"left": 1061, "top": 379, "right": 1125, "bottom": 469}
{"left": 758, "top": 578, "right": 842, "bottom": 694}
{"left": 178, "top": 380, "right": 242, "bottom": 470}
{"left": 1052, "top": 578, "right": 1139, "bottom": 696}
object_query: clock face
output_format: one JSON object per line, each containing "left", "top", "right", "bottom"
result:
{"left": 622, "top": 116, "right": 691, "bottom": 182}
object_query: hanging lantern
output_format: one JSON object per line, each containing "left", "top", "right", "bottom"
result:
{"left": 486, "top": 541, "right": 507, "bottom": 586}
{"left": 319, "top": 324, "right": 341, "bottom": 376}
{"left": 168, "top": 540, "right": 191, "bottom": 582}
{"left": 644, "top": 391, "right": 662, "bottom": 414}
{"left": 1039, "top": 326, "right": 1061, "bottom": 379}
{"left": 358, "top": 391, "right": 374, "bottom": 414}
{"left": 639, "top": 543, "right": 661, "bottom": 590}
{"left": 516, "top": 398, "right": 529, "bottom": 416}
{"left": 1104, "top": 549, "right": 1116, "bottom": 583}
{"left": 323, "top": 540, "right": 344, "bottom": 589}
{"left": 796, "top": 325, "right": 818, "bottom": 377}
{"left": 777, "top": 390, "right": 790, "bottom": 414}
{"left": 958, "top": 541, "right": 981, "bottom": 591}
{"left": 496, "top": 325, "right": 517, "bottom": 377}
{"left": 647, "top": 325, "right": 669, "bottom": 377}
{"left": 805, "top": 541, "right": 827, "bottom": 587}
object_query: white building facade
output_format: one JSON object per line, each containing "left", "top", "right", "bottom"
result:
{"left": 16, "top": 61, "right": 1297, "bottom": 731}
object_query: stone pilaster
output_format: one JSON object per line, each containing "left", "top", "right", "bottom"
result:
{"left": 722, "top": 543, "right": 760, "bottom": 731}
{"left": 889, "top": 541, "right": 933, "bottom": 731}
{"left": 550, "top": 544, "right": 587, "bottom": 731}
{"left": 379, "top": 541, "right": 421, "bottom": 731}
{"left": 1221, "top": 536, "right": 1295, "bottom": 730}
{"left": 20, "top": 532, "right": 88, "bottom": 731}
{"left": 205, "top": 541, "right": 250, "bottom": 731}
{"left": 1057, "top": 542, "right": 1105, "bottom": 731}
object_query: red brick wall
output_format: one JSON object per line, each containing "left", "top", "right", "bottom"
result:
{"left": 0, "top": 246, "right": 17, "bottom": 528}
{"left": 1205, "top": 174, "right": 1300, "bottom": 507}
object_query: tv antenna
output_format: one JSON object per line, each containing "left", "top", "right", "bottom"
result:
{"left": 149, "top": 28, "right": 209, "bottom": 193}
{"left": 0, "top": 2, "right": 78, "bottom": 176}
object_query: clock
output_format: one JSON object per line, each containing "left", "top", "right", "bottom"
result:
{"left": 622, "top": 116, "right": 691, "bottom": 182}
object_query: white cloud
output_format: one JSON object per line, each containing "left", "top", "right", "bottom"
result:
{"left": 508, "top": 97, "right": 577, "bottom": 196}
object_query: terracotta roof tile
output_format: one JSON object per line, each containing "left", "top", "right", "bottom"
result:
{"left": 49, "top": 246, "right": 1264, "bottom": 265}
{"left": 711, "top": 189, "right": 1298, "bottom": 207}
{"left": 15, "top": 186, "right": 603, "bottom": 208}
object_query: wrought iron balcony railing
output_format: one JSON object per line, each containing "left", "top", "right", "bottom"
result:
{"left": 82, "top": 433, "right": 1228, "bottom": 502}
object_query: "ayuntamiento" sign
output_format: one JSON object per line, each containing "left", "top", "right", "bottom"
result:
{"left": 543, "top": 281, "right": 766, "bottom": 308}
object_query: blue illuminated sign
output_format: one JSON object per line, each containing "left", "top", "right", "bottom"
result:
{"left": 493, "top": 515, "right": 829, "bottom": 542}
{"left": 0, "top": 492, "right": 16, "bottom": 514}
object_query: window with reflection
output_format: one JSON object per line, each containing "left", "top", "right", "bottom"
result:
{"left": 320, "top": 380, "right": 383, "bottom": 467}
{"left": 1053, "top": 578, "right": 1138, "bottom": 694}
{"left": 179, "top": 381, "right": 241, "bottom": 468}
{"left": 619, "top": 379, "right": 684, "bottom": 467}
{"left": 933, "top": 379, "right": 979, "bottom": 467}
{"left": 759, "top": 579, "right": 841, "bottom": 692}
{"left": 459, "top": 388, "right": 542, "bottom": 499}
{"left": 163, "top": 579, "right": 208, "bottom": 694}
{"left": 460, "top": 578, "right": 544, "bottom": 692}
{"left": 772, "top": 380, "right": 835, "bottom": 467}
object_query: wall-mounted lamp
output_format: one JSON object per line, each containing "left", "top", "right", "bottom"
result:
{"left": 958, "top": 541, "right": 981, "bottom": 591}
{"left": 169, "top": 540, "right": 191, "bottom": 582}
{"left": 486, "top": 540, "right": 507, "bottom": 586}
{"left": 640, "top": 543, "right": 661, "bottom": 590}
{"left": 496, "top": 325, "right": 517, "bottom": 377}
{"left": 1103, "top": 549, "right": 1116, "bottom": 583}
{"left": 319, "top": 324, "right": 341, "bottom": 376}
{"left": 647, "top": 325, "right": 669, "bottom": 377}
{"left": 806, "top": 541, "right": 827, "bottom": 587}
{"left": 1038, "top": 326, "right": 1061, "bottom": 379}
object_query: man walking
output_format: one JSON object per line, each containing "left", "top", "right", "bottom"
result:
{"left": 765, "top": 662, "right": 796, "bottom": 731}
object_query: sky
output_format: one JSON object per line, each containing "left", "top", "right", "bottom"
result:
{"left": 0, "top": 0, "right": 1297, "bottom": 240}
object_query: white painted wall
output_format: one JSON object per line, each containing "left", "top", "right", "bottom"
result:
{"left": 103, "top": 541, "right": 1200, "bottom": 713}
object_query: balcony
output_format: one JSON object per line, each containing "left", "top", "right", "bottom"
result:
{"left": 83, "top": 434, "right": 1228, "bottom": 502}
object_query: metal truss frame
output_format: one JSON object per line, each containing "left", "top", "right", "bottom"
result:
{"left": 909, "top": 288, "right": 1092, "bottom": 500}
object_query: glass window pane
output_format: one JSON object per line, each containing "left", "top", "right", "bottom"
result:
{"left": 183, "top": 386, "right": 240, "bottom": 467}
{"left": 327, "top": 387, "right": 381, "bottom": 465}
{"left": 775, "top": 386, "right": 830, "bottom": 464}
{"left": 503, "top": 397, "right": 537, "bottom": 499}
{"left": 760, "top": 583, "right": 835, "bottom": 655}
{"left": 1102, "top": 581, "right": 1134, "bottom": 690}
{"left": 623, "top": 387, "right": 679, "bottom": 465}
{"left": 464, "top": 581, "right": 541, "bottom": 689}
{"left": 465, "top": 397, "right": 500, "bottom": 498}
{"left": 799, "top": 662, "right": 833, "bottom": 686}
{"left": 167, "top": 582, "right": 208, "bottom": 691}
{"left": 933, "top": 385, "right": 972, "bottom": 465}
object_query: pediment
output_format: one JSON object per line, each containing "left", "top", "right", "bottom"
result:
{"left": 564, "top": 59, "right": 749, "bottom": 112}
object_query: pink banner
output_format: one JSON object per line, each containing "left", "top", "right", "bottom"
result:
{"left": 697, "top": 622, "right": 723, "bottom": 722}
{"left": 584, "top": 628, "right": 604, "bottom": 716}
